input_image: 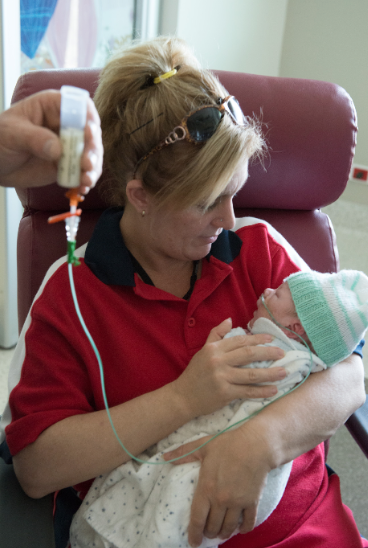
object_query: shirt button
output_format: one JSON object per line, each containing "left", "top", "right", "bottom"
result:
{"left": 188, "top": 317, "right": 196, "bottom": 327}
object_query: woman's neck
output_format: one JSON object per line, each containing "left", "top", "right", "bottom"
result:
{"left": 120, "top": 210, "right": 201, "bottom": 298}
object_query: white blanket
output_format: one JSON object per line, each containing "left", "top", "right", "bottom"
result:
{"left": 70, "top": 318, "right": 326, "bottom": 548}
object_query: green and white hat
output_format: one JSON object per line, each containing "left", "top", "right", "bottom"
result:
{"left": 285, "top": 270, "right": 368, "bottom": 367}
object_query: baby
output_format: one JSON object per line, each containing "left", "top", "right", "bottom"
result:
{"left": 70, "top": 269, "right": 368, "bottom": 548}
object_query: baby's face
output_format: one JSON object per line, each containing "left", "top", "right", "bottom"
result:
{"left": 249, "top": 281, "right": 295, "bottom": 329}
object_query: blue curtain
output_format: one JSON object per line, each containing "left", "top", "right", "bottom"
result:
{"left": 21, "top": 0, "right": 59, "bottom": 59}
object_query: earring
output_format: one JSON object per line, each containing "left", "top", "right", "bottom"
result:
{"left": 141, "top": 210, "right": 146, "bottom": 217}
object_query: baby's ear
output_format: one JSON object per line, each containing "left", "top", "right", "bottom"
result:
{"left": 284, "top": 320, "right": 306, "bottom": 340}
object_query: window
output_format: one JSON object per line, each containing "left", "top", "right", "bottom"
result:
{"left": 20, "top": 0, "right": 161, "bottom": 73}
{"left": 0, "top": 0, "right": 160, "bottom": 347}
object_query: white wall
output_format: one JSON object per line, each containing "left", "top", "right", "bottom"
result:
{"left": 162, "top": 0, "right": 368, "bottom": 205}
{"left": 160, "top": 0, "right": 289, "bottom": 76}
{"left": 280, "top": 0, "right": 368, "bottom": 205}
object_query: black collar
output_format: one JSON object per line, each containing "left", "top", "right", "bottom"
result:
{"left": 84, "top": 208, "right": 242, "bottom": 285}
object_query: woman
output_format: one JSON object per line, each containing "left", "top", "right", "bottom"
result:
{"left": 2, "top": 36, "right": 366, "bottom": 548}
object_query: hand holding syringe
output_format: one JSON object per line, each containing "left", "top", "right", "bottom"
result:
{"left": 48, "top": 86, "right": 89, "bottom": 264}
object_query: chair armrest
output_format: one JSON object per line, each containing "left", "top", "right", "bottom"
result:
{"left": 0, "top": 458, "right": 55, "bottom": 548}
{"left": 345, "top": 395, "right": 368, "bottom": 459}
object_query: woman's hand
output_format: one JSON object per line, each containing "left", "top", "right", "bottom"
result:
{"left": 170, "top": 318, "right": 286, "bottom": 419}
{"left": 164, "top": 424, "right": 272, "bottom": 547}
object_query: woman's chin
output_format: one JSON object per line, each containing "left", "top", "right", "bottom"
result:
{"left": 190, "top": 243, "right": 212, "bottom": 259}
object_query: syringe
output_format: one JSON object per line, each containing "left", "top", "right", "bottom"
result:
{"left": 48, "top": 85, "right": 89, "bottom": 265}
{"left": 57, "top": 85, "right": 89, "bottom": 189}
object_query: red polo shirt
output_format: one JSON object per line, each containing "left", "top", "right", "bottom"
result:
{"left": 5, "top": 209, "right": 366, "bottom": 547}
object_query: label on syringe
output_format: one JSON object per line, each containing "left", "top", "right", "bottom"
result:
{"left": 57, "top": 127, "right": 85, "bottom": 188}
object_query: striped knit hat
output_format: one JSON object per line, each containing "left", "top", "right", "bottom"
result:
{"left": 285, "top": 270, "right": 368, "bottom": 367}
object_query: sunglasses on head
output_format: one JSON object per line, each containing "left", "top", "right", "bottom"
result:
{"left": 133, "top": 95, "right": 246, "bottom": 176}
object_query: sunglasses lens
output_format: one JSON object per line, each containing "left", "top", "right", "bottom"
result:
{"left": 227, "top": 98, "right": 245, "bottom": 125}
{"left": 187, "top": 107, "right": 223, "bottom": 142}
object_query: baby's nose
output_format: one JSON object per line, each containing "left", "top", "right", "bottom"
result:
{"left": 263, "top": 287, "right": 273, "bottom": 297}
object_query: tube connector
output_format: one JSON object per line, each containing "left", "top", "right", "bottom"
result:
{"left": 65, "top": 215, "right": 81, "bottom": 243}
{"left": 67, "top": 240, "right": 81, "bottom": 266}
{"left": 47, "top": 189, "right": 84, "bottom": 266}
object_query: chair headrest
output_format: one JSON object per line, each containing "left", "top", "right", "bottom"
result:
{"left": 13, "top": 68, "right": 356, "bottom": 212}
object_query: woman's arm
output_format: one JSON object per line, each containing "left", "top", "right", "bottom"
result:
{"left": 12, "top": 320, "right": 287, "bottom": 499}
{"left": 253, "top": 353, "right": 365, "bottom": 469}
{"left": 164, "top": 353, "right": 366, "bottom": 547}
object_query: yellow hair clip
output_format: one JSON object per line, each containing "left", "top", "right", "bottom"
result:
{"left": 153, "top": 68, "right": 177, "bottom": 84}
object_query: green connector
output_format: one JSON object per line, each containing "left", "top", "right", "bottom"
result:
{"left": 67, "top": 240, "right": 81, "bottom": 266}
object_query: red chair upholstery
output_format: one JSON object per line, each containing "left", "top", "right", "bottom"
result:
{"left": 1, "top": 67, "right": 366, "bottom": 548}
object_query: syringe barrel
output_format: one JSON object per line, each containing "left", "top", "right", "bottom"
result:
{"left": 57, "top": 86, "right": 90, "bottom": 188}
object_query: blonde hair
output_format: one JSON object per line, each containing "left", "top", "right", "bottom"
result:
{"left": 94, "top": 36, "right": 265, "bottom": 210}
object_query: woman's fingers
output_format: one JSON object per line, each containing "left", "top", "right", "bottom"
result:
{"left": 229, "top": 363, "right": 286, "bottom": 384}
{"left": 227, "top": 363, "right": 287, "bottom": 399}
{"left": 188, "top": 492, "right": 211, "bottom": 547}
{"left": 166, "top": 429, "right": 270, "bottom": 547}
{"left": 172, "top": 320, "right": 287, "bottom": 418}
{"left": 222, "top": 332, "right": 284, "bottom": 360}
{"left": 204, "top": 505, "right": 239, "bottom": 540}
{"left": 188, "top": 503, "right": 242, "bottom": 547}
{"left": 239, "top": 505, "right": 258, "bottom": 535}
{"left": 205, "top": 317, "right": 233, "bottom": 343}
{"left": 215, "top": 507, "right": 244, "bottom": 540}
{"left": 186, "top": 453, "right": 261, "bottom": 547}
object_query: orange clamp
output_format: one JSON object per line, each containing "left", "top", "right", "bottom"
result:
{"left": 47, "top": 189, "right": 85, "bottom": 224}
{"left": 48, "top": 209, "right": 82, "bottom": 224}
{"left": 65, "top": 188, "right": 85, "bottom": 207}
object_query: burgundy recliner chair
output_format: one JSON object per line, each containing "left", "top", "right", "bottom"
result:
{"left": 0, "top": 67, "right": 367, "bottom": 548}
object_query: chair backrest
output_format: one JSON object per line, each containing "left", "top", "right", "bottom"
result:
{"left": 13, "top": 68, "right": 357, "bottom": 332}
